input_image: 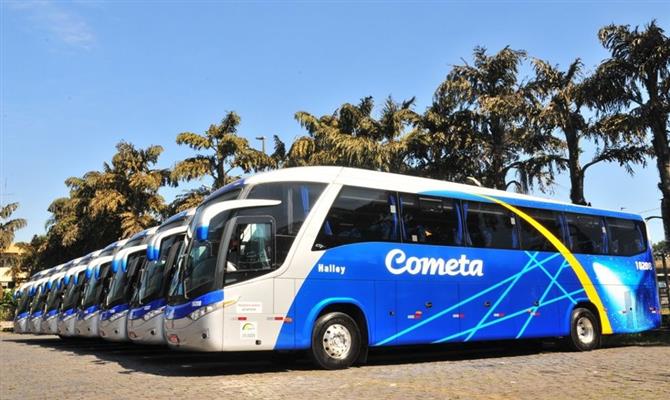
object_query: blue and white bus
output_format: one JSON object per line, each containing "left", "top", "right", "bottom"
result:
{"left": 14, "top": 281, "right": 37, "bottom": 334}
{"left": 127, "top": 209, "right": 194, "bottom": 344}
{"left": 163, "top": 167, "right": 661, "bottom": 368}
{"left": 57, "top": 254, "right": 99, "bottom": 338}
{"left": 75, "top": 240, "right": 128, "bottom": 337}
{"left": 41, "top": 265, "right": 69, "bottom": 335}
{"left": 99, "top": 227, "right": 157, "bottom": 342}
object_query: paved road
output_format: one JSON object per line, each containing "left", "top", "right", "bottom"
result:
{"left": 1, "top": 332, "right": 669, "bottom": 400}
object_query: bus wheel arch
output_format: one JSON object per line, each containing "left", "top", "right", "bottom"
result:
{"left": 565, "top": 302, "right": 602, "bottom": 351}
{"left": 309, "top": 301, "right": 369, "bottom": 369}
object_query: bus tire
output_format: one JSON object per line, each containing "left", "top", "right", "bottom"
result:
{"left": 310, "top": 312, "right": 361, "bottom": 370}
{"left": 566, "top": 307, "right": 601, "bottom": 351}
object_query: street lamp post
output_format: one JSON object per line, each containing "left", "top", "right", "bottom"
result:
{"left": 255, "top": 136, "right": 267, "bottom": 155}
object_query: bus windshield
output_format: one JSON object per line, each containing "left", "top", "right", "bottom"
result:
{"left": 16, "top": 292, "right": 31, "bottom": 314}
{"left": 81, "top": 263, "right": 109, "bottom": 308}
{"left": 61, "top": 271, "right": 85, "bottom": 311}
{"left": 105, "top": 252, "right": 145, "bottom": 308}
{"left": 29, "top": 287, "right": 46, "bottom": 314}
{"left": 139, "top": 234, "right": 183, "bottom": 305}
{"left": 45, "top": 281, "right": 64, "bottom": 311}
{"left": 183, "top": 211, "right": 229, "bottom": 300}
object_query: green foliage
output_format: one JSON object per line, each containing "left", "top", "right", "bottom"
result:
{"left": 585, "top": 20, "right": 670, "bottom": 244}
{"left": 411, "top": 47, "right": 564, "bottom": 191}
{"left": 0, "top": 203, "right": 27, "bottom": 251}
{"left": 173, "top": 111, "right": 275, "bottom": 193}
{"left": 528, "top": 58, "right": 648, "bottom": 205}
{"left": 26, "top": 141, "right": 170, "bottom": 273}
{"left": 0, "top": 288, "right": 16, "bottom": 321}
{"left": 283, "top": 96, "right": 419, "bottom": 172}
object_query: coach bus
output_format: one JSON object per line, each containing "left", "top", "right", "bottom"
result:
{"left": 14, "top": 281, "right": 36, "bottom": 333}
{"left": 75, "top": 239, "right": 128, "bottom": 338}
{"left": 41, "top": 265, "right": 69, "bottom": 334}
{"left": 57, "top": 253, "right": 100, "bottom": 337}
{"left": 164, "top": 166, "right": 657, "bottom": 369}
{"left": 99, "top": 227, "right": 157, "bottom": 342}
{"left": 128, "top": 209, "right": 194, "bottom": 344}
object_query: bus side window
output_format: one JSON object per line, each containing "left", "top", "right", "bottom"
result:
{"left": 400, "top": 193, "right": 462, "bottom": 246}
{"left": 565, "top": 213, "right": 606, "bottom": 254}
{"left": 517, "top": 208, "right": 564, "bottom": 252}
{"left": 606, "top": 217, "right": 647, "bottom": 256}
{"left": 313, "top": 186, "right": 399, "bottom": 250}
{"left": 464, "top": 201, "right": 517, "bottom": 249}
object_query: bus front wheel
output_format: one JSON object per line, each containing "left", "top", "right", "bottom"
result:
{"left": 310, "top": 312, "right": 361, "bottom": 370}
{"left": 566, "top": 307, "right": 601, "bottom": 351}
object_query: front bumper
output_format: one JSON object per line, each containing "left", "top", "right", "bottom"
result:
{"left": 29, "top": 317, "right": 43, "bottom": 334}
{"left": 58, "top": 312, "right": 78, "bottom": 337}
{"left": 164, "top": 307, "right": 224, "bottom": 351}
{"left": 13, "top": 316, "right": 29, "bottom": 334}
{"left": 128, "top": 313, "right": 166, "bottom": 345}
{"left": 99, "top": 313, "right": 129, "bottom": 342}
{"left": 76, "top": 312, "right": 101, "bottom": 337}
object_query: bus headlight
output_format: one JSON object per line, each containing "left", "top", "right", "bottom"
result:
{"left": 143, "top": 307, "right": 165, "bottom": 321}
{"left": 189, "top": 304, "right": 216, "bottom": 321}
{"left": 109, "top": 310, "right": 128, "bottom": 322}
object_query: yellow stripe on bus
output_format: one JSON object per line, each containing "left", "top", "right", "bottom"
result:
{"left": 478, "top": 194, "right": 613, "bottom": 335}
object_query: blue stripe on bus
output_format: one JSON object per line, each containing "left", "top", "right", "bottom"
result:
{"left": 60, "top": 308, "right": 76, "bottom": 319}
{"left": 100, "top": 303, "right": 130, "bottom": 321}
{"left": 44, "top": 309, "right": 59, "bottom": 319}
{"left": 164, "top": 290, "right": 224, "bottom": 320}
{"left": 15, "top": 311, "right": 29, "bottom": 320}
{"left": 129, "top": 298, "right": 167, "bottom": 320}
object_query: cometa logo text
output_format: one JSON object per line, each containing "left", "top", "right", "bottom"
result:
{"left": 385, "top": 249, "right": 484, "bottom": 277}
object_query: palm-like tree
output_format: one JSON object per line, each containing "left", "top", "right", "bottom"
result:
{"left": 0, "top": 203, "right": 27, "bottom": 251}
{"left": 421, "top": 46, "right": 564, "bottom": 191}
{"left": 585, "top": 21, "right": 670, "bottom": 243}
{"left": 286, "top": 96, "right": 419, "bottom": 172}
{"left": 173, "top": 112, "right": 275, "bottom": 191}
{"left": 530, "top": 58, "right": 648, "bottom": 205}
{"left": 89, "top": 141, "right": 170, "bottom": 236}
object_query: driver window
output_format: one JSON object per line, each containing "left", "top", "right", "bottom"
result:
{"left": 226, "top": 221, "right": 273, "bottom": 272}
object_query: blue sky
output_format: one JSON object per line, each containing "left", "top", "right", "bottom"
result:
{"left": 1, "top": 0, "right": 668, "bottom": 244}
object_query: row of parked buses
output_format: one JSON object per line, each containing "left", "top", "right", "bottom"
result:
{"left": 12, "top": 167, "right": 663, "bottom": 369}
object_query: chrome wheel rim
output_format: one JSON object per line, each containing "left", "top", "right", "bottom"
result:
{"left": 576, "top": 316, "right": 595, "bottom": 344}
{"left": 322, "top": 323, "right": 352, "bottom": 359}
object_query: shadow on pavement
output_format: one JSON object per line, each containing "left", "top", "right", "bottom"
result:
{"left": 4, "top": 328, "right": 668, "bottom": 377}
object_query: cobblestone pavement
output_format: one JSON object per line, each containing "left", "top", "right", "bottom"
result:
{"left": 1, "top": 332, "right": 669, "bottom": 400}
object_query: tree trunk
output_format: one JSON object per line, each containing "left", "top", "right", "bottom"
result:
{"left": 565, "top": 129, "right": 587, "bottom": 205}
{"left": 650, "top": 119, "right": 670, "bottom": 245}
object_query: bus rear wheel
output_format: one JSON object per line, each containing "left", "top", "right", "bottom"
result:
{"left": 566, "top": 307, "right": 601, "bottom": 351}
{"left": 310, "top": 312, "right": 361, "bottom": 370}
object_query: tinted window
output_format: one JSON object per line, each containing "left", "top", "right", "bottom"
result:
{"left": 314, "top": 186, "right": 399, "bottom": 250}
{"left": 465, "top": 201, "right": 517, "bottom": 249}
{"left": 245, "top": 182, "right": 326, "bottom": 259}
{"left": 607, "top": 218, "right": 647, "bottom": 256}
{"left": 566, "top": 213, "right": 606, "bottom": 254}
{"left": 517, "top": 208, "right": 564, "bottom": 252}
{"left": 400, "top": 194, "right": 462, "bottom": 246}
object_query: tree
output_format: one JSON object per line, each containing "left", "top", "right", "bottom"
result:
{"left": 286, "top": 96, "right": 419, "bottom": 172}
{"left": 35, "top": 141, "right": 170, "bottom": 270}
{"left": 173, "top": 112, "right": 275, "bottom": 194}
{"left": 418, "top": 46, "right": 564, "bottom": 191}
{"left": 0, "top": 202, "right": 27, "bottom": 251}
{"left": 586, "top": 21, "right": 670, "bottom": 245}
{"left": 88, "top": 141, "right": 170, "bottom": 236}
{"left": 530, "top": 58, "right": 648, "bottom": 205}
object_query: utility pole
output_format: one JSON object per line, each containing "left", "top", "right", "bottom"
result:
{"left": 256, "top": 136, "right": 267, "bottom": 155}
